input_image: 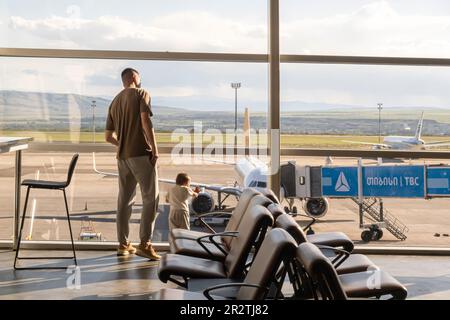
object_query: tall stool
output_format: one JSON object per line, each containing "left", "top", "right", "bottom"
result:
{"left": 14, "top": 154, "right": 79, "bottom": 270}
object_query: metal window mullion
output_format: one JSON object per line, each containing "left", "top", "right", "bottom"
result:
{"left": 3, "top": 48, "right": 450, "bottom": 67}
{"left": 0, "top": 47, "right": 268, "bottom": 63}
{"left": 281, "top": 54, "right": 450, "bottom": 67}
{"left": 268, "top": 0, "right": 281, "bottom": 197}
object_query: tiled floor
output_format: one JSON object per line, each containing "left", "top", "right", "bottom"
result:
{"left": 1, "top": 249, "right": 450, "bottom": 300}
{"left": 0, "top": 249, "right": 174, "bottom": 300}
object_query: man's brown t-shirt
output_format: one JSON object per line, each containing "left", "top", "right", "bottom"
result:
{"left": 106, "top": 88, "right": 153, "bottom": 160}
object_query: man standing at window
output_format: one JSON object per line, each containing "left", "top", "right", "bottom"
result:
{"left": 105, "top": 68, "right": 160, "bottom": 260}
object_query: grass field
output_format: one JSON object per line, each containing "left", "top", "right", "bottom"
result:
{"left": 2, "top": 130, "right": 450, "bottom": 148}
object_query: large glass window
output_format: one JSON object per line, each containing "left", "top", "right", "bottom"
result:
{"left": 0, "top": 57, "right": 268, "bottom": 243}
{"left": 281, "top": 63, "right": 450, "bottom": 247}
{"left": 0, "top": 0, "right": 267, "bottom": 53}
{"left": 281, "top": 0, "right": 450, "bottom": 58}
{"left": 0, "top": 154, "right": 15, "bottom": 240}
{"left": 281, "top": 63, "right": 450, "bottom": 140}
{"left": 2, "top": 1, "right": 450, "bottom": 249}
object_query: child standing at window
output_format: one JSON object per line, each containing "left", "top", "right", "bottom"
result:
{"left": 166, "top": 173, "right": 198, "bottom": 230}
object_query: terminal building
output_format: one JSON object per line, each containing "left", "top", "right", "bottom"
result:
{"left": 1, "top": 0, "right": 450, "bottom": 301}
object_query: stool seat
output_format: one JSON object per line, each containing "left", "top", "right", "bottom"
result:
{"left": 22, "top": 179, "right": 67, "bottom": 190}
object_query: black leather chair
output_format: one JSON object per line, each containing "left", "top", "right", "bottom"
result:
{"left": 295, "top": 242, "right": 408, "bottom": 300}
{"left": 154, "top": 228, "right": 297, "bottom": 300}
{"left": 170, "top": 195, "right": 273, "bottom": 261}
{"left": 270, "top": 209, "right": 354, "bottom": 252}
{"left": 170, "top": 188, "right": 261, "bottom": 242}
{"left": 14, "top": 154, "right": 79, "bottom": 270}
{"left": 274, "top": 214, "right": 374, "bottom": 275}
{"left": 158, "top": 204, "right": 274, "bottom": 288}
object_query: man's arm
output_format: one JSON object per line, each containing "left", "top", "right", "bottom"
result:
{"left": 141, "top": 112, "right": 159, "bottom": 164}
{"left": 105, "top": 130, "right": 119, "bottom": 147}
{"left": 139, "top": 90, "right": 158, "bottom": 164}
{"left": 105, "top": 104, "right": 118, "bottom": 147}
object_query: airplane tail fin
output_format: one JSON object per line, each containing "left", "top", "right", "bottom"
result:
{"left": 415, "top": 112, "right": 424, "bottom": 140}
{"left": 243, "top": 107, "right": 251, "bottom": 149}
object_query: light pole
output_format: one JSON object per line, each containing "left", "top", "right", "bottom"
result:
{"left": 231, "top": 82, "right": 241, "bottom": 147}
{"left": 231, "top": 82, "right": 241, "bottom": 131}
{"left": 377, "top": 103, "right": 383, "bottom": 144}
{"left": 91, "top": 100, "right": 96, "bottom": 144}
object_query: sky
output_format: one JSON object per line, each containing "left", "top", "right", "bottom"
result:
{"left": 2, "top": 0, "right": 450, "bottom": 112}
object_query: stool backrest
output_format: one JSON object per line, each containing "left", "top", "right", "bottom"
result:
{"left": 65, "top": 154, "right": 79, "bottom": 187}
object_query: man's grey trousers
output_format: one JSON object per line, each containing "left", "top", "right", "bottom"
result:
{"left": 117, "top": 155, "right": 159, "bottom": 245}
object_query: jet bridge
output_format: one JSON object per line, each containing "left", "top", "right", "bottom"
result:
{"left": 280, "top": 161, "right": 450, "bottom": 242}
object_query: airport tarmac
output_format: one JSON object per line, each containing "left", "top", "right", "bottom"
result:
{"left": 1, "top": 150, "right": 450, "bottom": 247}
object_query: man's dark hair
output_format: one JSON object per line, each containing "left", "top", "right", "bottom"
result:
{"left": 121, "top": 68, "right": 139, "bottom": 82}
{"left": 176, "top": 173, "right": 190, "bottom": 186}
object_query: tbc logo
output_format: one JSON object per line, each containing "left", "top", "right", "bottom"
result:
{"left": 335, "top": 172, "right": 350, "bottom": 192}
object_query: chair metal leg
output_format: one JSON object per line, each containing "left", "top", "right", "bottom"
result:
{"left": 14, "top": 187, "right": 78, "bottom": 270}
{"left": 14, "top": 186, "right": 30, "bottom": 270}
{"left": 63, "top": 189, "right": 77, "bottom": 266}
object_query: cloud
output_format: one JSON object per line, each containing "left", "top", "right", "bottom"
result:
{"left": 282, "top": 1, "right": 450, "bottom": 57}
{"left": 4, "top": 1, "right": 450, "bottom": 110}
{"left": 8, "top": 10, "right": 266, "bottom": 53}
{"left": 7, "top": 1, "right": 450, "bottom": 57}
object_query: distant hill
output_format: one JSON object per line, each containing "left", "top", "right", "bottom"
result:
{"left": 1, "top": 90, "right": 450, "bottom": 135}
{"left": 0, "top": 90, "right": 187, "bottom": 121}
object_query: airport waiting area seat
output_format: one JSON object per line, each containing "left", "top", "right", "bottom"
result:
{"left": 157, "top": 226, "right": 407, "bottom": 300}
{"left": 295, "top": 242, "right": 408, "bottom": 300}
{"left": 169, "top": 188, "right": 347, "bottom": 263}
{"left": 157, "top": 187, "right": 407, "bottom": 301}
{"left": 274, "top": 214, "right": 375, "bottom": 275}
{"left": 14, "top": 154, "right": 79, "bottom": 270}
{"left": 169, "top": 188, "right": 261, "bottom": 242}
{"left": 268, "top": 204, "right": 355, "bottom": 253}
{"left": 154, "top": 228, "right": 297, "bottom": 300}
{"left": 158, "top": 204, "right": 274, "bottom": 288}
{"left": 169, "top": 193, "right": 273, "bottom": 261}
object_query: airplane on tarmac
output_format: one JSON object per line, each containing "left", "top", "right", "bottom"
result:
{"left": 344, "top": 112, "right": 450, "bottom": 150}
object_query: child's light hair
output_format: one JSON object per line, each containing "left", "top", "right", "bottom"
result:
{"left": 176, "top": 173, "right": 190, "bottom": 186}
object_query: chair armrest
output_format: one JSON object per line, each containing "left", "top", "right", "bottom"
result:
{"left": 294, "top": 213, "right": 317, "bottom": 231}
{"left": 196, "top": 231, "right": 239, "bottom": 256}
{"left": 203, "top": 283, "right": 268, "bottom": 300}
{"left": 193, "top": 212, "right": 233, "bottom": 234}
{"left": 315, "top": 245, "right": 350, "bottom": 268}
{"left": 196, "top": 211, "right": 233, "bottom": 219}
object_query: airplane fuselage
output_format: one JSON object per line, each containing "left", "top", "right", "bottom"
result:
{"left": 382, "top": 136, "right": 426, "bottom": 150}
{"left": 235, "top": 157, "right": 268, "bottom": 189}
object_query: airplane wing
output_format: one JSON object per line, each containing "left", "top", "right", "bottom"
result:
{"left": 93, "top": 153, "right": 242, "bottom": 196}
{"left": 201, "top": 158, "right": 236, "bottom": 166}
{"left": 159, "top": 178, "right": 242, "bottom": 196}
{"left": 93, "top": 152, "right": 119, "bottom": 176}
{"left": 342, "top": 140, "right": 391, "bottom": 149}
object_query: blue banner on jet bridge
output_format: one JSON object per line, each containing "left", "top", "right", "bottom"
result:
{"left": 321, "top": 167, "right": 358, "bottom": 197}
{"left": 362, "top": 165, "right": 425, "bottom": 198}
{"left": 426, "top": 167, "right": 450, "bottom": 196}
